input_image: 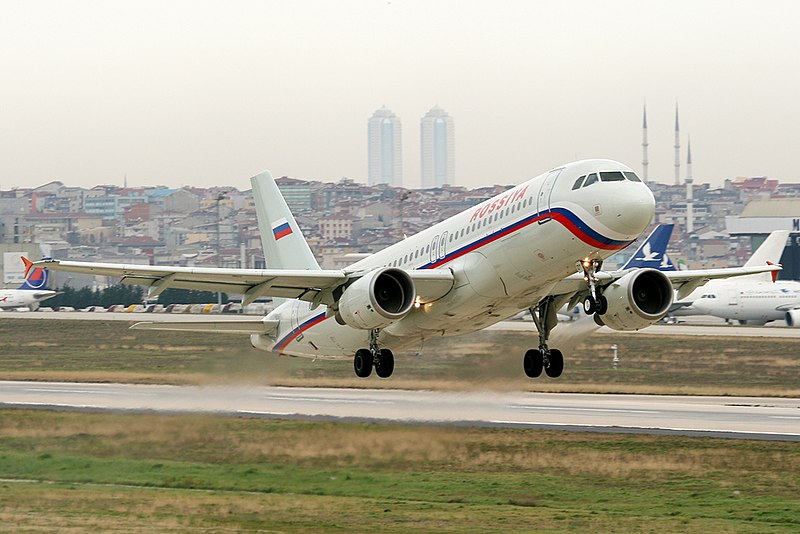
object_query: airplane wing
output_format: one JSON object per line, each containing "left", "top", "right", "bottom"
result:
{"left": 130, "top": 319, "right": 280, "bottom": 334}
{"left": 28, "top": 258, "right": 454, "bottom": 307}
{"left": 548, "top": 264, "right": 782, "bottom": 301}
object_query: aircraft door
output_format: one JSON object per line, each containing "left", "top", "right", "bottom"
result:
{"left": 536, "top": 169, "right": 562, "bottom": 221}
{"left": 291, "top": 300, "right": 303, "bottom": 331}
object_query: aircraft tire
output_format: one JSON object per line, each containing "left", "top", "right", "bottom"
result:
{"left": 545, "top": 349, "right": 564, "bottom": 378}
{"left": 583, "top": 296, "right": 596, "bottom": 314}
{"left": 596, "top": 295, "right": 608, "bottom": 315}
{"left": 375, "top": 348, "right": 395, "bottom": 378}
{"left": 523, "top": 349, "right": 543, "bottom": 378}
{"left": 354, "top": 349, "right": 373, "bottom": 378}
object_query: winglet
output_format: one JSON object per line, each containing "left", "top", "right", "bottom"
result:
{"left": 21, "top": 256, "right": 33, "bottom": 278}
{"left": 767, "top": 261, "right": 780, "bottom": 283}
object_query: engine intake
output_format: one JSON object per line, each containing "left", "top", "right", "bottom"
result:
{"left": 599, "top": 268, "right": 673, "bottom": 331}
{"left": 786, "top": 309, "right": 800, "bottom": 327}
{"left": 336, "top": 268, "right": 416, "bottom": 330}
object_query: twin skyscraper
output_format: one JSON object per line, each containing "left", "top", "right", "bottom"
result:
{"left": 368, "top": 106, "right": 454, "bottom": 189}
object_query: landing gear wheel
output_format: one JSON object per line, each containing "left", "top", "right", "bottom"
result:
{"left": 523, "top": 349, "right": 543, "bottom": 378}
{"left": 354, "top": 348, "right": 373, "bottom": 378}
{"left": 375, "top": 349, "right": 395, "bottom": 378}
{"left": 595, "top": 295, "right": 608, "bottom": 315}
{"left": 545, "top": 349, "right": 564, "bottom": 378}
{"left": 583, "top": 295, "right": 596, "bottom": 314}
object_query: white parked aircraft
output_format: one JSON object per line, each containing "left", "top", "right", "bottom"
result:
{"left": 27, "top": 160, "right": 779, "bottom": 378}
{"left": 0, "top": 259, "right": 56, "bottom": 310}
{"left": 675, "top": 231, "right": 800, "bottom": 325}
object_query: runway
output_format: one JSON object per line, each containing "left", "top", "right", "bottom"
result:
{"left": 1, "top": 381, "right": 798, "bottom": 441}
{"left": 4, "top": 311, "right": 800, "bottom": 338}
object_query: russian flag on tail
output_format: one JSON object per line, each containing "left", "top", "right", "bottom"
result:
{"left": 271, "top": 218, "right": 293, "bottom": 241}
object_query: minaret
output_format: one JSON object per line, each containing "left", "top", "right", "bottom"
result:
{"left": 674, "top": 104, "right": 681, "bottom": 186}
{"left": 641, "top": 102, "right": 649, "bottom": 182}
{"left": 686, "top": 136, "right": 694, "bottom": 234}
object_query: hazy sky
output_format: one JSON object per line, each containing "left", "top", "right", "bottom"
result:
{"left": 2, "top": 0, "right": 799, "bottom": 191}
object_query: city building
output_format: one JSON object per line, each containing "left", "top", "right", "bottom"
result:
{"left": 367, "top": 106, "right": 402, "bottom": 186}
{"left": 420, "top": 106, "right": 455, "bottom": 188}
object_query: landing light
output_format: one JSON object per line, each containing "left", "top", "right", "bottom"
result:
{"left": 414, "top": 297, "right": 422, "bottom": 309}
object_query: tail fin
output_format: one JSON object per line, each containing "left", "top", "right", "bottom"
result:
{"left": 19, "top": 258, "right": 50, "bottom": 291}
{"left": 742, "top": 230, "right": 789, "bottom": 282}
{"left": 622, "top": 224, "right": 676, "bottom": 271}
{"left": 251, "top": 170, "right": 320, "bottom": 271}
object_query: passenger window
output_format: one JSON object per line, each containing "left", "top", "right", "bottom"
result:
{"left": 572, "top": 175, "right": 586, "bottom": 189}
{"left": 600, "top": 171, "right": 626, "bottom": 182}
{"left": 623, "top": 171, "right": 642, "bottom": 182}
{"left": 584, "top": 173, "right": 598, "bottom": 187}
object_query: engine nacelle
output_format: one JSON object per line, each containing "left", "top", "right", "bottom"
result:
{"left": 335, "top": 268, "right": 416, "bottom": 330}
{"left": 786, "top": 309, "right": 800, "bottom": 327}
{"left": 598, "top": 268, "right": 673, "bottom": 331}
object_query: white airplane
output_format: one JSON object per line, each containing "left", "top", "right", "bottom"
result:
{"left": 1, "top": 258, "right": 57, "bottom": 310}
{"left": 27, "top": 160, "right": 779, "bottom": 378}
{"left": 673, "top": 231, "right": 800, "bottom": 325}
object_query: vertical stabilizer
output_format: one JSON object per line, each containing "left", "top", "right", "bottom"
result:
{"left": 251, "top": 171, "right": 321, "bottom": 271}
{"left": 19, "top": 257, "right": 50, "bottom": 290}
{"left": 622, "top": 224, "right": 676, "bottom": 271}
{"left": 742, "top": 230, "right": 789, "bottom": 282}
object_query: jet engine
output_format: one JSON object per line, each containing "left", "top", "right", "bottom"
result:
{"left": 785, "top": 309, "right": 800, "bottom": 327}
{"left": 335, "top": 267, "right": 416, "bottom": 330}
{"left": 595, "top": 268, "right": 673, "bottom": 331}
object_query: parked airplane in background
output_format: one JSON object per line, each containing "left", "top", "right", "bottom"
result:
{"left": 27, "top": 160, "right": 779, "bottom": 378}
{"left": 1, "top": 259, "right": 56, "bottom": 310}
{"left": 636, "top": 227, "right": 799, "bottom": 325}
{"left": 681, "top": 232, "right": 798, "bottom": 325}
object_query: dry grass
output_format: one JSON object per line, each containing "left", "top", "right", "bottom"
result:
{"left": 3, "top": 410, "right": 798, "bottom": 480}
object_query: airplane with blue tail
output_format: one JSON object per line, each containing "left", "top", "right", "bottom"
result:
{"left": 0, "top": 258, "right": 57, "bottom": 310}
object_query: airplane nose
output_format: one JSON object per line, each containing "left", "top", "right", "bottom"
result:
{"left": 606, "top": 185, "right": 655, "bottom": 237}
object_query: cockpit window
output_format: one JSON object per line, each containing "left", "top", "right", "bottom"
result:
{"left": 572, "top": 175, "right": 586, "bottom": 190}
{"left": 623, "top": 171, "right": 642, "bottom": 182}
{"left": 583, "top": 173, "right": 598, "bottom": 187}
{"left": 600, "top": 171, "right": 626, "bottom": 182}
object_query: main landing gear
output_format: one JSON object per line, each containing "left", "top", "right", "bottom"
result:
{"left": 523, "top": 259, "right": 607, "bottom": 380}
{"left": 524, "top": 297, "right": 564, "bottom": 379}
{"left": 354, "top": 329, "right": 394, "bottom": 379}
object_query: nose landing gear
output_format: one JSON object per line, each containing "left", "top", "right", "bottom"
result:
{"left": 579, "top": 258, "right": 607, "bottom": 316}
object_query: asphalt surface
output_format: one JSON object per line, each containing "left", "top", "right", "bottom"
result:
{"left": 4, "top": 310, "right": 800, "bottom": 338}
{"left": 1, "top": 381, "right": 798, "bottom": 441}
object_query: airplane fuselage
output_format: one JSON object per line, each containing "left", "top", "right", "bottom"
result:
{"left": 0, "top": 289, "right": 56, "bottom": 310}
{"left": 261, "top": 159, "right": 655, "bottom": 359}
{"left": 690, "top": 281, "right": 800, "bottom": 323}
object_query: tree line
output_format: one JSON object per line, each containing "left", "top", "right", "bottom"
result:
{"left": 45, "top": 285, "right": 227, "bottom": 309}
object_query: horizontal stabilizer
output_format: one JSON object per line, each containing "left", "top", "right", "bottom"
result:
{"left": 130, "top": 319, "right": 279, "bottom": 335}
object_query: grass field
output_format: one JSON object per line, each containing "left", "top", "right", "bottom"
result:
{"left": 0, "top": 318, "right": 798, "bottom": 396}
{"left": 1, "top": 409, "right": 798, "bottom": 532}
{"left": 2, "top": 318, "right": 799, "bottom": 531}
